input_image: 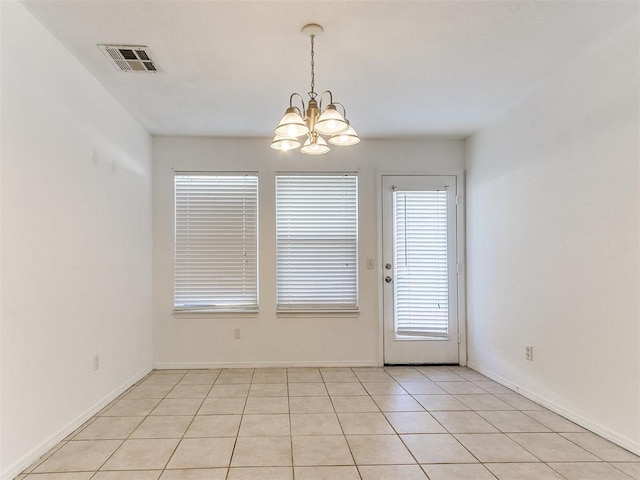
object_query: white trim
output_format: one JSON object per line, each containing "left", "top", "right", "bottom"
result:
{"left": 1, "top": 366, "right": 152, "bottom": 480}
{"left": 154, "top": 360, "right": 379, "bottom": 369}
{"left": 467, "top": 361, "right": 640, "bottom": 456}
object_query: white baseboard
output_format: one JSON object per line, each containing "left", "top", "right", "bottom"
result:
{"left": 1, "top": 366, "right": 152, "bottom": 480}
{"left": 154, "top": 360, "right": 379, "bottom": 369}
{"left": 467, "top": 361, "right": 640, "bottom": 456}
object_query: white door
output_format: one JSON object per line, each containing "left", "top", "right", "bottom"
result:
{"left": 382, "top": 175, "right": 459, "bottom": 364}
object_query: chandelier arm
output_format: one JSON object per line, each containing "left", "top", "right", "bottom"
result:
{"left": 332, "top": 102, "right": 348, "bottom": 120}
{"left": 289, "top": 93, "right": 306, "bottom": 115}
{"left": 318, "top": 90, "right": 334, "bottom": 111}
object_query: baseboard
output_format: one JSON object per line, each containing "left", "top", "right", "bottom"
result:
{"left": 1, "top": 366, "right": 152, "bottom": 480}
{"left": 154, "top": 360, "right": 379, "bottom": 369}
{"left": 467, "top": 361, "right": 640, "bottom": 456}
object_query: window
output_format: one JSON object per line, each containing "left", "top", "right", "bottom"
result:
{"left": 174, "top": 173, "right": 258, "bottom": 311}
{"left": 276, "top": 174, "right": 358, "bottom": 311}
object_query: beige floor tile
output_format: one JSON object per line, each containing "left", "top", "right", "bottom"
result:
{"left": 398, "top": 382, "right": 446, "bottom": 395}
{"left": 359, "top": 464, "right": 428, "bottom": 479}
{"left": 522, "top": 410, "right": 586, "bottom": 432}
{"left": 101, "top": 439, "right": 179, "bottom": 470}
{"left": 386, "top": 371, "right": 428, "bottom": 382}
{"left": 252, "top": 372, "right": 287, "bottom": 384}
{"left": 101, "top": 439, "right": 178, "bottom": 470}
{"left": 222, "top": 368, "right": 255, "bottom": 374}
{"left": 421, "top": 464, "right": 496, "bottom": 480}
{"left": 165, "top": 384, "right": 211, "bottom": 399}
{"left": 34, "top": 440, "right": 122, "bottom": 473}
{"left": 371, "top": 395, "right": 424, "bottom": 412}
{"left": 331, "top": 396, "right": 380, "bottom": 413}
{"left": 160, "top": 468, "right": 227, "bottom": 480}
{"left": 353, "top": 371, "right": 394, "bottom": 382}
{"left": 292, "top": 436, "right": 354, "bottom": 466}
{"left": 216, "top": 373, "right": 253, "bottom": 385}
{"left": 151, "top": 398, "right": 203, "bottom": 416}
{"left": 611, "top": 462, "right": 640, "bottom": 478}
{"left": 338, "top": 412, "right": 394, "bottom": 435}
{"left": 418, "top": 371, "right": 465, "bottom": 382}
{"left": 231, "top": 437, "right": 292, "bottom": 467}
{"left": 74, "top": 417, "right": 142, "bottom": 440}
{"left": 91, "top": 471, "right": 162, "bottom": 480}
{"left": 257, "top": 368, "right": 288, "bottom": 374}
{"left": 184, "top": 414, "right": 241, "bottom": 437}
{"left": 198, "top": 397, "right": 246, "bottom": 415}
{"left": 294, "top": 466, "right": 360, "bottom": 480}
{"left": 454, "top": 434, "right": 538, "bottom": 463}
{"left": 431, "top": 411, "right": 499, "bottom": 433}
{"left": 321, "top": 371, "right": 359, "bottom": 383}
{"left": 549, "top": 462, "right": 634, "bottom": 480}
{"left": 362, "top": 382, "right": 408, "bottom": 395}
{"left": 384, "top": 411, "right": 447, "bottom": 434}
{"left": 25, "top": 474, "right": 93, "bottom": 480}
{"left": 412, "top": 395, "right": 469, "bottom": 411}
{"left": 325, "top": 383, "right": 367, "bottom": 396}
{"left": 249, "top": 384, "right": 288, "bottom": 397}
{"left": 436, "top": 382, "right": 488, "bottom": 395}
{"left": 177, "top": 373, "right": 220, "bottom": 385}
{"left": 287, "top": 371, "right": 323, "bottom": 383}
{"left": 401, "top": 434, "right": 477, "bottom": 464}
{"left": 239, "top": 414, "right": 290, "bottom": 436}
{"left": 346, "top": 434, "right": 415, "bottom": 465}
{"left": 495, "top": 394, "right": 545, "bottom": 410}
{"left": 166, "top": 437, "right": 235, "bottom": 469}
{"left": 101, "top": 399, "right": 160, "bottom": 416}
{"left": 244, "top": 397, "right": 289, "bottom": 414}
{"left": 291, "top": 413, "right": 343, "bottom": 436}
{"left": 561, "top": 432, "right": 640, "bottom": 462}
{"left": 472, "top": 381, "right": 515, "bottom": 395}
{"left": 485, "top": 462, "right": 565, "bottom": 479}
{"left": 227, "top": 467, "right": 293, "bottom": 480}
{"left": 508, "top": 433, "right": 599, "bottom": 462}
{"left": 456, "top": 371, "right": 489, "bottom": 382}
{"left": 288, "top": 383, "right": 328, "bottom": 397}
{"left": 455, "top": 395, "right": 515, "bottom": 411}
{"left": 125, "top": 385, "right": 174, "bottom": 399}
{"left": 477, "top": 411, "right": 551, "bottom": 433}
{"left": 139, "top": 374, "right": 184, "bottom": 387}
{"left": 130, "top": 416, "right": 192, "bottom": 438}
{"left": 289, "top": 396, "right": 334, "bottom": 413}
{"left": 207, "top": 384, "right": 250, "bottom": 398}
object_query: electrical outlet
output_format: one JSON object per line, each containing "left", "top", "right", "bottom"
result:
{"left": 93, "top": 354, "right": 100, "bottom": 371}
{"left": 234, "top": 328, "right": 241, "bottom": 340}
{"left": 525, "top": 346, "right": 533, "bottom": 361}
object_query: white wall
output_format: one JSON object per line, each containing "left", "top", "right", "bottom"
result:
{"left": 0, "top": 2, "right": 154, "bottom": 478}
{"left": 466, "top": 17, "right": 639, "bottom": 454}
{"left": 153, "top": 137, "right": 464, "bottom": 368}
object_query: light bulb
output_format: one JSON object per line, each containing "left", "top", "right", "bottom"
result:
{"left": 287, "top": 125, "right": 297, "bottom": 138}
{"left": 327, "top": 120, "right": 336, "bottom": 129}
{"left": 282, "top": 141, "right": 291, "bottom": 151}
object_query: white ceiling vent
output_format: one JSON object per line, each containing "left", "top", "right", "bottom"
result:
{"left": 98, "top": 45, "right": 161, "bottom": 73}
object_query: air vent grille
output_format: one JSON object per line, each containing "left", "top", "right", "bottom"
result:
{"left": 98, "top": 44, "right": 161, "bottom": 73}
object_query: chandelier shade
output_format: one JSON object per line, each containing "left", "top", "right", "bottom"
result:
{"left": 272, "top": 24, "right": 359, "bottom": 155}
{"left": 270, "top": 134, "right": 301, "bottom": 151}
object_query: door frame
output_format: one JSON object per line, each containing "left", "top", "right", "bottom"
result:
{"left": 376, "top": 169, "right": 467, "bottom": 366}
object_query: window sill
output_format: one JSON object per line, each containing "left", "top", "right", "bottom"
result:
{"left": 173, "top": 309, "right": 259, "bottom": 318}
{"left": 277, "top": 310, "right": 360, "bottom": 318}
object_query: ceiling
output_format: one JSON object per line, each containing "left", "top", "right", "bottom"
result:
{"left": 23, "top": 0, "right": 635, "bottom": 139}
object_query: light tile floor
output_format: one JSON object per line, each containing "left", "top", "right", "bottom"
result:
{"left": 18, "top": 366, "right": 639, "bottom": 480}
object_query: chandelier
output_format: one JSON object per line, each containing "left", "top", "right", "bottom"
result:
{"left": 271, "top": 24, "right": 360, "bottom": 155}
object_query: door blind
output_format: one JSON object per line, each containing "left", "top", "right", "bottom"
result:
{"left": 393, "top": 189, "right": 449, "bottom": 337}
{"left": 174, "top": 173, "right": 258, "bottom": 311}
{"left": 276, "top": 174, "right": 358, "bottom": 310}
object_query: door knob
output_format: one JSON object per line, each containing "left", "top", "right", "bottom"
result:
{"left": 385, "top": 276, "right": 393, "bottom": 283}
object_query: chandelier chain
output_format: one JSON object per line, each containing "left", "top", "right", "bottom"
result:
{"left": 309, "top": 34, "right": 316, "bottom": 99}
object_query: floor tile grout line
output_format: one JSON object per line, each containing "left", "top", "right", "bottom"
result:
{"left": 224, "top": 368, "right": 254, "bottom": 480}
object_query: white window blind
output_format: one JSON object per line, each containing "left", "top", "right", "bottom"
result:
{"left": 276, "top": 174, "right": 358, "bottom": 310}
{"left": 393, "top": 189, "right": 449, "bottom": 338}
{"left": 174, "top": 173, "right": 258, "bottom": 311}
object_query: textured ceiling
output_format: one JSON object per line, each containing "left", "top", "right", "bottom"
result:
{"left": 23, "top": 0, "right": 636, "bottom": 138}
